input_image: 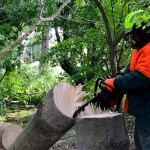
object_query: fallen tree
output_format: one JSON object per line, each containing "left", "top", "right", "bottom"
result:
{"left": 0, "top": 81, "right": 129, "bottom": 150}
{"left": 8, "top": 82, "right": 86, "bottom": 150}
{"left": 0, "top": 123, "right": 22, "bottom": 150}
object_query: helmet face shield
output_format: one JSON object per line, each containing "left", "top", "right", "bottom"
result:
{"left": 125, "top": 28, "right": 132, "bottom": 34}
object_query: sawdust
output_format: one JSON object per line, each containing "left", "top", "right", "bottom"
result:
{"left": 80, "top": 112, "right": 121, "bottom": 118}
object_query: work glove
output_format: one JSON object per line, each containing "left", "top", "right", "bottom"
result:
{"left": 97, "top": 84, "right": 118, "bottom": 110}
{"left": 98, "top": 77, "right": 123, "bottom": 111}
{"left": 104, "top": 78, "right": 115, "bottom": 91}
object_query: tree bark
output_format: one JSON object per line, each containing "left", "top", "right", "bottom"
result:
{"left": 9, "top": 81, "right": 86, "bottom": 150}
{"left": 0, "top": 123, "right": 22, "bottom": 150}
{"left": 41, "top": 24, "right": 50, "bottom": 56}
{"left": 76, "top": 113, "right": 129, "bottom": 150}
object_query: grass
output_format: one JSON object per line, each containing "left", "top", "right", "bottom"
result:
{"left": 0, "top": 108, "right": 36, "bottom": 128}
{"left": 0, "top": 108, "right": 76, "bottom": 150}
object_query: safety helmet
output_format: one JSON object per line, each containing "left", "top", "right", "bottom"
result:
{"left": 124, "top": 9, "right": 150, "bottom": 35}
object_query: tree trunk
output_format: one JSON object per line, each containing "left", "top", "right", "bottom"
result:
{"left": 76, "top": 113, "right": 129, "bottom": 150}
{"left": 9, "top": 82, "right": 86, "bottom": 150}
{"left": 109, "top": 45, "right": 117, "bottom": 76}
{"left": 41, "top": 24, "right": 50, "bottom": 56}
{"left": 0, "top": 123, "right": 22, "bottom": 150}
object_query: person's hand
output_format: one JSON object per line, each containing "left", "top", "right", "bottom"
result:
{"left": 96, "top": 88, "right": 117, "bottom": 110}
{"left": 104, "top": 78, "right": 115, "bottom": 91}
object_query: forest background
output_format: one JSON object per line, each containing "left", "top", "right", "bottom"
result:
{"left": 0, "top": 0, "right": 150, "bottom": 114}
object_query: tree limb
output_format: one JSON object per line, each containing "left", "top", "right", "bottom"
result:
{"left": 93, "top": 0, "right": 117, "bottom": 76}
{"left": 114, "top": 30, "right": 125, "bottom": 47}
{"left": 0, "top": 67, "right": 8, "bottom": 82}
{"left": 39, "top": 0, "right": 46, "bottom": 18}
{"left": 41, "top": 0, "right": 70, "bottom": 22}
{"left": 93, "top": 0, "right": 113, "bottom": 44}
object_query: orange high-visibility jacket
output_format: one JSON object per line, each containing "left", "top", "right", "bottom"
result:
{"left": 114, "top": 42, "right": 150, "bottom": 117}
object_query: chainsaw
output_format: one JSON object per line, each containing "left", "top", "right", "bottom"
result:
{"left": 73, "top": 78, "right": 123, "bottom": 118}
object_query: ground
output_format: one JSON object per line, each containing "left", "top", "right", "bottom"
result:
{"left": 0, "top": 108, "right": 76, "bottom": 150}
{"left": 50, "top": 128, "right": 76, "bottom": 150}
{"left": 0, "top": 108, "right": 135, "bottom": 150}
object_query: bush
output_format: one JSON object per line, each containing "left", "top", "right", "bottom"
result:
{"left": 0, "top": 62, "right": 58, "bottom": 107}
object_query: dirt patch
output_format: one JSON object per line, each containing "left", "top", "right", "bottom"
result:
{"left": 49, "top": 128, "right": 76, "bottom": 150}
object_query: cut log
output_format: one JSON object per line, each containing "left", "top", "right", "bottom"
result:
{"left": 76, "top": 112, "right": 130, "bottom": 150}
{"left": 0, "top": 123, "right": 22, "bottom": 150}
{"left": 9, "top": 81, "right": 87, "bottom": 150}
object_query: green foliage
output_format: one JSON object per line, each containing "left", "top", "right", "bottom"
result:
{"left": 0, "top": 95, "right": 7, "bottom": 115}
{"left": 44, "top": 0, "right": 70, "bottom": 17}
{"left": 41, "top": 27, "right": 108, "bottom": 85}
{"left": 46, "top": 0, "right": 150, "bottom": 84}
{"left": 0, "top": 63, "right": 58, "bottom": 107}
{"left": 0, "top": 0, "right": 39, "bottom": 46}
{"left": 41, "top": 1, "right": 113, "bottom": 84}
{"left": 42, "top": 0, "right": 128, "bottom": 84}
{"left": 0, "top": 45, "right": 23, "bottom": 82}
{"left": 0, "top": 0, "right": 149, "bottom": 97}
{"left": 0, "top": 108, "right": 36, "bottom": 127}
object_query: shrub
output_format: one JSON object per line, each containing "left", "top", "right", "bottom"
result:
{"left": 0, "top": 62, "right": 58, "bottom": 107}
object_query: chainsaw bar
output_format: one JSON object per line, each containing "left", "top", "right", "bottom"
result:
{"left": 73, "top": 94, "right": 100, "bottom": 118}
{"left": 72, "top": 77, "right": 123, "bottom": 119}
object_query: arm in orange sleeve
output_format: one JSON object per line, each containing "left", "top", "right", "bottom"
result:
{"left": 135, "top": 43, "right": 150, "bottom": 78}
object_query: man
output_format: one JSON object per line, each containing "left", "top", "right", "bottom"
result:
{"left": 105, "top": 9, "right": 150, "bottom": 150}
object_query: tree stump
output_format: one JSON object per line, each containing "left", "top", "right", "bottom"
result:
{"left": 0, "top": 123, "right": 22, "bottom": 150}
{"left": 9, "top": 82, "right": 87, "bottom": 150}
{"left": 76, "top": 112, "right": 130, "bottom": 150}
